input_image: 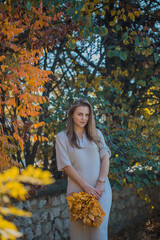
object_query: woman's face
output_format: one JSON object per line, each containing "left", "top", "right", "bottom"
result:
{"left": 72, "top": 106, "right": 90, "bottom": 130}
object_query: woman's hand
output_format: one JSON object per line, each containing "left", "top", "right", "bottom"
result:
{"left": 64, "top": 166, "right": 102, "bottom": 199}
{"left": 82, "top": 182, "right": 101, "bottom": 200}
{"left": 95, "top": 181, "right": 105, "bottom": 198}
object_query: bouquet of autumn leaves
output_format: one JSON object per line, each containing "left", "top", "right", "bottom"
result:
{"left": 66, "top": 192, "right": 105, "bottom": 228}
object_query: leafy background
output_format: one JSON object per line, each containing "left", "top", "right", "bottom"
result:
{"left": 0, "top": 0, "right": 159, "bottom": 191}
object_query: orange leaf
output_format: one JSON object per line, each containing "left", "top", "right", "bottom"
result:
{"left": 33, "top": 122, "right": 45, "bottom": 129}
{"left": 0, "top": 55, "right": 5, "bottom": 62}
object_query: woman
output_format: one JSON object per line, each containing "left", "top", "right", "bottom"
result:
{"left": 56, "top": 99, "right": 112, "bottom": 240}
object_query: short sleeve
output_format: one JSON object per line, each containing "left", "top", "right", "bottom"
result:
{"left": 55, "top": 132, "right": 72, "bottom": 171}
{"left": 97, "top": 129, "right": 111, "bottom": 159}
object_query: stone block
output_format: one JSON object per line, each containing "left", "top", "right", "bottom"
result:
{"left": 13, "top": 218, "right": 19, "bottom": 227}
{"left": 63, "top": 230, "right": 69, "bottom": 239}
{"left": 24, "top": 227, "right": 34, "bottom": 240}
{"left": 38, "top": 199, "right": 47, "bottom": 208}
{"left": 109, "top": 211, "right": 117, "bottom": 224}
{"left": 41, "top": 212, "right": 48, "bottom": 221}
{"left": 49, "top": 212, "right": 54, "bottom": 221}
{"left": 110, "top": 202, "right": 116, "bottom": 210}
{"left": 43, "top": 222, "right": 51, "bottom": 234}
{"left": 19, "top": 217, "right": 32, "bottom": 227}
{"left": 51, "top": 207, "right": 61, "bottom": 217}
{"left": 55, "top": 230, "right": 61, "bottom": 240}
{"left": 32, "top": 212, "right": 40, "bottom": 223}
{"left": 19, "top": 227, "right": 25, "bottom": 235}
{"left": 117, "top": 211, "right": 124, "bottom": 222}
{"left": 116, "top": 200, "right": 126, "bottom": 210}
{"left": 129, "top": 195, "right": 137, "bottom": 205}
{"left": 63, "top": 219, "right": 69, "bottom": 230}
{"left": 49, "top": 231, "right": 55, "bottom": 240}
{"left": 137, "top": 199, "right": 143, "bottom": 208}
{"left": 132, "top": 208, "right": 138, "bottom": 218}
{"left": 112, "top": 191, "right": 119, "bottom": 201}
{"left": 123, "top": 208, "right": 132, "bottom": 220}
{"left": 55, "top": 218, "right": 63, "bottom": 233}
{"left": 51, "top": 196, "right": 60, "bottom": 207}
{"left": 15, "top": 201, "right": 23, "bottom": 210}
{"left": 24, "top": 200, "right": 32, "bottom": 211}
{"left": 31, "top": 199, "right": 38, "bottom": 207}
{"left": 61, "top": 208, "right": 69, "bottom": 218}
{"left": 119, "top": 187, "right": 133, "bottom": 198}
{"left": 59, "top": 194, "right": 66, "bottom": 204}
{"left": 35, "top": 223, "right": 41, "bottom": 237}
{"left": 47, "top": 196, "right": 53, "bottom": 207}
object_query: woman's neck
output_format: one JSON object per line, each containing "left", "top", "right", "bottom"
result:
{"left": 74, "top": 126, "right": 85, "bottom": 135}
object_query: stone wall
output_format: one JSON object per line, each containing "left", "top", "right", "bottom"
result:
{"left": 13, "top": 179, "right": 160, "bottom": 240}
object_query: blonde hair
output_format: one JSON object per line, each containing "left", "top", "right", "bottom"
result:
{"left": 66, "top": 99, "right": 101, "bottom": 148}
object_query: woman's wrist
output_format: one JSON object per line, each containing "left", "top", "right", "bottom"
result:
{"left": 97, "top": 177, "right": 106, "bottom": 183}
{"left": 80, "top": 179, "right": 88, "bottom": 190}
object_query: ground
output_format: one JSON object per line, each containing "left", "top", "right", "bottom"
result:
{"left": 109, "top": 211, "right": 160, "bottom": 240}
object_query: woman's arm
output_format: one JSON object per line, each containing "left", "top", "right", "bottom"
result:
{"left": 95, "top": 152, "right": 110, "bottom": 196}
{"left": 64, "top": 165, "right": 101, "bottom": 199}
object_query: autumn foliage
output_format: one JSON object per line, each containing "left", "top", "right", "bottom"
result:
{"left": 0, "top": 0, "right": 159, "bottom": 188}
{"left": 66, "top": 192, "right": 105, "bottom": 228}
{"left": 0, "top": 0, "right": 80, "bottom": 170}
{"left": 0, "top": 165, "right": 54, "bottom": 239}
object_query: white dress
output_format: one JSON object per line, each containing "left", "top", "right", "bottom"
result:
{"left": 56, "top": 129, "right": 112, "bottom": 240}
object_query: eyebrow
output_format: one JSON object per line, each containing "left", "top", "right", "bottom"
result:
{"left": 78, "top": 111, "right": 89, "bottom": 114}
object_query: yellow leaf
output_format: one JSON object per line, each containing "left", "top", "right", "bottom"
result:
{"left": 109, "top": 21, "right": 116, "bottom": 26}
{"left": 121, "top": 8, "right": 125, "bottom": 13}
{"left": 122, "top": 14, "right": 126, "bottom": 21}
{"left": 105, "top": 28, "right": 108, "bottom": 35}
{"left": 0, "top": 207, "right": 31, "bottom": 217}
{"left": 123, "top": 39, "right": 129, "bottom": 45}
{"left": 130, "top": 31, "right": 137, "bottom": 36}
{"left": 134, "top": 11, "right": 140, "bottom": 17}
{"left": 111, "top": 10, "right": 116, "bottom": 16}
{"left": 5, "top": 229, "right": 23, "bottom": 238}
{"left": 128, "top": 12, "right": 135, "bottom": 21}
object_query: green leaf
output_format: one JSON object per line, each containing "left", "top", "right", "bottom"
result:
{"left": 69, "top": 40, "right": 76, "bottom": 50}
{"left": 154, "top": 53, "right": 159, "bottom": 62}
{"left": 73, "top": 11, "right": 80, "bottom": 22}
{"left": 137, "top": 80, "right": 146, "bottom": 87}
{"left": 94, "top": 26, "right": 101, "bottom": 34}
{"left": 83, "top": 29, "right": 90, "bottom": 38}
{"left": 137, "top": 182, "right": 143, "bottom": 188}
{"left": 135, "top": 36, "right": 142, "bottom": 46}
{"left": 107, "top": 46, "right": 115, "bottom": 50}
{"left": 101, "top": 27, "right": 108, "bottom": 36}
{"left": 119, "top": 51, "right": 127, "bottom": 61}
{"left": 105, "top": 100, "right": 110, "bottom": 105}
{"left": 114, "top": 49, "right": 120, "bottom": 57}
{"left": 143, "top": 38, "right": 148, "bottom": 47}
{"left": 26, "top": 1, "right": 32, "bottom": 10}
{"left": 143, "top": 178, "right": 150, "bottom": 185}
{"left": 113, "top": 183, "right": 122, "bottom": 190}
{"left": 116, "top": 24, "right": 121, "bottom": 31}
{"left": 107, "top": 50, "right": 114, "bottom": 58}
{"left": 124, "top": 32, "right": 128, "bottom": 39}
{"left": 44, "top": 118, "right": 51, "bottom": 123}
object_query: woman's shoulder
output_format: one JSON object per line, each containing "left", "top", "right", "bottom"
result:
{"left": 56, "top": 130, "right": 68, "bottom": 141}
{"left": 96, "top": 128, "right": 103, "bottom": 136}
